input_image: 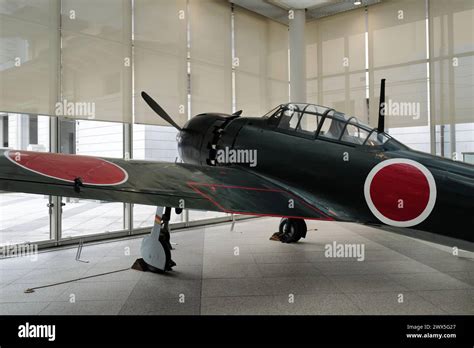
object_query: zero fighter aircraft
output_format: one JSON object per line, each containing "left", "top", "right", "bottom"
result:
{"left": 0, "top": 80, "right": 473, "bottom": 272}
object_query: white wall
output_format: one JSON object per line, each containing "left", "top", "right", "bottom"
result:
{"left": 37, "top": 116, "right": 49, "bottom": 151}
{"left": 389, "top": 123, "right": 474, "bottom": 159}
{"left": 7, "top": 114, "right": 28, "bottom": 149}
{"left": 387, "top": 125, "right": 431, "bottom": 153}
{"left": 133, "top": 124, "right": 179, "bottom": 162}
{"left": 455, "top": 123, "right": 474, "bottom": 156}
{"left": 75, "top": 120, "right": 123, "bottom": 158}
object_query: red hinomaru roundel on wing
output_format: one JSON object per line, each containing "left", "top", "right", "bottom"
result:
{"left": 5, "top": 150, "right": 128, "bottom": 186}
{"left": 364, "top": 158, "right": 437, "bottom": 228}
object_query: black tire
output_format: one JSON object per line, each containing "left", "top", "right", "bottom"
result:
{"left": 278, "top": 218, "right": 307, "bottom": 243}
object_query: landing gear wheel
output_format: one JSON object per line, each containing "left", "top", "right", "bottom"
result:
{"left": 272, "top": 218, "right": 307, "bottom": 243}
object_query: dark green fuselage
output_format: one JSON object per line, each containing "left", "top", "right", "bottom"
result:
{"left": 179, "top": 113, "right": 474, "bottom": 242}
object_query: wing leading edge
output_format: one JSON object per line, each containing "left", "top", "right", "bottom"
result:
{"left": 0, "top": 149, "right": 334, "bottom": 221}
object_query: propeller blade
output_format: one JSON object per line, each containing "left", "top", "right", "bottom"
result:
{"left": 141, "top": 91, "right": 182, "bottom": 131}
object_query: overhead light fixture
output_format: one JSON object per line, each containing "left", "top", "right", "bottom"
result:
{"left": 354, "top": 0, "right": 362, "bottom": 5}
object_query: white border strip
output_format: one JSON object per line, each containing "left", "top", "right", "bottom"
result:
{"left": 4, "top": 150, "right": 129, "bottom": 186}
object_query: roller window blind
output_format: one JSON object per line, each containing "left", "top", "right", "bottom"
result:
{"left": 306, "top": 8, "right": 366, "bottom": 121}
{"left": 430, "top": 0, "right": 474, "bottom": 125}
{"left": 0, "top": 0, "right": 59, "bottom": 116}
{"left": 133, "top": 0, "right": 187, "bottom": 126}
{"left": 189, "top": 0, "right": 231, "bottom": 116}
{"left": 368, "top": 0, "right": 428, "bottom": 128}
{"left": 60, "top": 0, "right": 132, "bottom": 123}
{"left": 235, "top": 6, "right": 289, "bottom": 116}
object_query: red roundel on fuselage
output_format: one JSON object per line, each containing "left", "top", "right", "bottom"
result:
{"left": 369, "top": 163, "right": 430, "bottom": 222}
{"left": 6, "top": 150, "right": 128, "bottom": 186}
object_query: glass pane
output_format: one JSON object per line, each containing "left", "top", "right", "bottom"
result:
{"left": 296, "top": 114, "right": 318, "bottom": 136}
{"left": 318, "top": 117, "right": 345, "bottom": 140}
{"left": 366, "top": 131, "right": 389, "bottom": 146}
{"left": 0, "top": 113, "right": 51, "bottom": 245}
{"left": 61, "top": 200, "right": 124, "bottom": 238}
{"left": 0, "top": 192, "right": 50, "bottom": 246}
{"left": 304, "top": 104, "right": 328, "bottom": 116}
{"left": 188, "top": 210, "right": 228, "bottom": 222}
{"left": 60, "top": 119, "right": 125, "bottom": 238}
{"left": 278, "top": 109, "right": 301, "bottom": 130}
{"left": 342, "top": 123, "right": 370, "bottom": 145}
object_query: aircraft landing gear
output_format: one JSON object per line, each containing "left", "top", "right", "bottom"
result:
{"left": 270, "top": 218, "right": 307, "bottom": 243}
{"left": 133, "top": 206, "right": 178, "bottom": 273}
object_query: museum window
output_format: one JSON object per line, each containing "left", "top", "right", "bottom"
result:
{"left": 0, "top": 114, "right": 51, "bottom": 246}
{"left": 59, "top": 119, "right": 125, "bottom": 239}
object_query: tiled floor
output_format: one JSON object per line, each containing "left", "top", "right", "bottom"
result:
{"left": 0, "top": 218, "right": 472, "bottom": 315}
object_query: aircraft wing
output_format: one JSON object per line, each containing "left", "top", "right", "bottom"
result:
{"left": 0, "top": 149, "right": 334, "bottom": 220}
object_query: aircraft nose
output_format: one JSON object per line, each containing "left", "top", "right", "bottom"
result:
{"left": 183, "top": 114, "right": 222, "bottom": 134}
{"left": 178, "top": 114, "right": 223, "bottom": 165}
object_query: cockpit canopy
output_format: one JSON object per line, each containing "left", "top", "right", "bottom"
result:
{"left": 264, "top": 103, "right": 391, "bottom": 147}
